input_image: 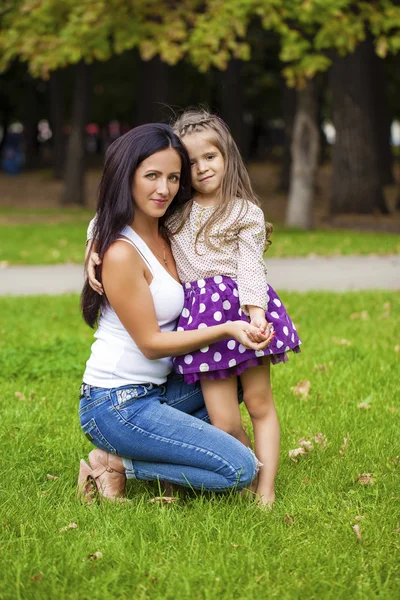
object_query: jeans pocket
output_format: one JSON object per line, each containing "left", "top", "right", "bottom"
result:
{"left": 81, "top": 418, "right": 117, "bottom": 455}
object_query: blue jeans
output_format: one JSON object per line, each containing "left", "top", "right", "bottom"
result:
{"left": 79, "top": 372, "right": 256, "bottom": 491}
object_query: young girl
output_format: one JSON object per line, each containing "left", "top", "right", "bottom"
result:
{"left": 87, "top": 110, "right": 301, "bottom": 506}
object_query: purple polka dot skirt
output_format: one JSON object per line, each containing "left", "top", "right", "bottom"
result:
{"left": 173, "top": 275, "right": 302, "bottom": 385}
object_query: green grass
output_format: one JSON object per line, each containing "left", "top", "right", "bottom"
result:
{"left": 1, "top": 291, "right": 399, "bottom": 599}
{"left": 0, "top": 207, "right": 399, "bottom": 264}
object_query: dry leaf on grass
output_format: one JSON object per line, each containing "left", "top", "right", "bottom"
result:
{"left": 340, "top": 433, "right": 350, "bottom": 457}
{"left": 231, "top": 543, "right": 239, "bottom": 548}
{"left": 313, "top": 433, "right": 328, "bottom": 448}
{"left": 15, "top": 391, "right": 25, "bottom": 401}
{"left": 59, "top": 522, "right": 78, "bottom": 532}
{"left": 31, "top": 572, "right": 43, "bottom": 582}
{"left": 388, "top": 407, "right": 399, "bottom": 414}
{"left": 283, "top": 513, "right": 295, "bottom": 526}
{"left": 380, "top": 302, "right": 391, "bottom": 318}
{"left": 313, "top": 364, "right": 327, "bottom": 373}
{"left": 289, "top": 447, "right": 308, "bottom": 462}
{"left": 88, "top": 551, "right": 103, "bottom": 561}
{"left": 291, "top": 380, "right": 311, "bottom": 399}
{"left": 350, "top": 311, "right": 369, "bottom": 320}
{"left": 358, "top": 402, "right": 371, "bottom": 410}
{"left": 298, "top": 439, "right": 314, "bottom": 452}
{"left": 353, "top": 524, "right": 362, "bottom": 542}
{"left": 354, "top": 515, "right": 365, "bottom": 523}
{"left": 149, "top": 496, "right": 179, "bottom": 505}
{"left": 395, "top": 345, "right": 400, "bottom": 352}
{"left": 391, "top": 456, "right": 399, "bottom": 465}
{"left": 255, "top": 575, "right": 264, "bottom": 584}
{"left": 46, "top": 474, "right": 58, "bottom": 481}
{"left": 332, "top": 338, "right": 352, "bottom": 346}
{"left": 29, "top": 392, "right": 35, "bottom": 401}
{"left": 357, "top": 473, "right": 375, "bottom": 486}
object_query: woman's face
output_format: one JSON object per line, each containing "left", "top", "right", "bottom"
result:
{"left": 132, "top": 147, "right": 182, "bottom": 219}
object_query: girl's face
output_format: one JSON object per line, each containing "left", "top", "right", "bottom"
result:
{"left": 132, "top": 147, "right": 181, "bottom": 219}
{"left": 182, "top": 132, "right": 225, "bottom": 198}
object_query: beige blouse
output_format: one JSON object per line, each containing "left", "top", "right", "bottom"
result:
{"left": 167, "top": 199, "right": 268, "bottom": 313}
{"left": 87, "top": 198, "right": 269, "bottom": 313}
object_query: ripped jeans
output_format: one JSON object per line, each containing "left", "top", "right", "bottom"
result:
{"left": 79, "top": 372, "right": 257, "bottom": 491}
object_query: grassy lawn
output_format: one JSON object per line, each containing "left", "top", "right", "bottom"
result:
{"left": 1, "top": 291, "right": 399, "bottom": 599}
{"left": 0, "top": 207, "right": 400, "bottom": 265}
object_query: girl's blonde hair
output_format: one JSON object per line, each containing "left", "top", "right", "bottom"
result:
{"left": 171, "top": 108, "right": 272, "bottom": 251}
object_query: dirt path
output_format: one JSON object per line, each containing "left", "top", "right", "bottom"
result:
{"left": 1, "top": 255, "right": 399, "bottom": 296}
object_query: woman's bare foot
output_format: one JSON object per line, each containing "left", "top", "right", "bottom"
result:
{"left": 88, "top": 449, "right": 126, "bottom": 500}
{"left": 255, "top": 487, "right": 275, "bottom": 509}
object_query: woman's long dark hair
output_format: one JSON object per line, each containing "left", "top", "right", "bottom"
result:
{"left": 81, "top": 123, "right": 192, "bottom": 328}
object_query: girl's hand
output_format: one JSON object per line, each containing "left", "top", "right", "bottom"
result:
{"left": 229, "top": 321, "right": 273, "bottom": 351}
{"left": 247, "top": 319, "right": 275, "bottom": 344}
{"left": 87, "top": 251, "right": 104, "bottom": 295}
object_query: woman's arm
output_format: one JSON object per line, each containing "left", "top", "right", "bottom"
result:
{"left": 103, "top": 242, "right": 272, "bottom": 360}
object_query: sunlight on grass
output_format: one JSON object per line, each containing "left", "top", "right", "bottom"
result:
{"left": 0, "top": 292, "right": 399, "bottom": 598}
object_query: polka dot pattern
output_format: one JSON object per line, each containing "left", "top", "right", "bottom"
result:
{"left": 173, "top": 275, "right": 302, "bottom": 385}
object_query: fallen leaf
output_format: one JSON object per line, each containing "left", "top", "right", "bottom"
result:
{"left": 31, "top": 572, "right": 43, "bottom": 582}
{"left": 393, "top": 528, "right": 400, "bottom": 534}
{"left": 357, "top": 473, "right": 375, "bottom": 486}
{"left": 283, "top": 513, "right": 295, "bottom": 526}
{"left": 380, "top": 302, "right": 391, "bottom": 318}
{"left": 46, "top": 474, "right": 59, "bottom": 481}
{"left": 149, "top": 496, "right": 179, "bottom": 505}
{"left": 289, "top": 447, "right": 307, "bottom": 462}
{"left": 29, "top": 392, "right": 35, "bottom": 401}
{"left": 350, "top": 311, "right": 368, "bottom": 320}
{"left": 15, "top": 391, "right": 25, "bottom": 401}
{"left": 354, "top": 515, "right": 365, "bottom": 522}
{"left": 255, "top": 575, "right": 264, "bottom": 584}
{"left": 59, "top": 522, "right": 78, "bottom": 532}
{"left": 391, "top": 456, "right": 399, "bottom": 464}
{"left": 353, "top": 524, "right": 362, "bottom": 541}
{"left": 313, "top": 433, "right": 327, "bottom": 448}
{"left": 231, "top": 543, "right": 239, "bottom": 548}
{"left": 340, "top": 433, "right": 350, "bottom": 457}
{"left": 358, "top": 402, "right": 371, "bottom": 410}
{"left": 88, "top": 551, "right": 103, "bottom": 561}
{"left": 332, "top": 337, "right": 352, "bottom": 346}
{"left": 291, "top": 380, "right": 311, "bottom": 399}
{"left": 298, "top": 439, "right": 314, "bottom": 452}
{"left": 313, "top": 364, "right": 327, "bottom": 373}
{"left": 303, "top": 477, "right": 311, "bottom": 484}
{"left": 395, "top": 345, "right": 400, "bottom": 352}
{"left": 388, "top": 407, "right": 399, "bottom": 414}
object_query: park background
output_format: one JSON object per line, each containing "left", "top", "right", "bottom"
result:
{"left": 0, "top": 1, "right": 399, "bottom": 599}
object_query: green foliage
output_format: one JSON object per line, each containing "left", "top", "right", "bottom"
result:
{"left": 1, "top": 0, "right": 400, "bottom": 83}
{"left": 1, "top": 292, "right": 399, "bottom": 598}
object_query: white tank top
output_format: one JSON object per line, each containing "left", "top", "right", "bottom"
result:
{"left": 83, "top": 226, "right": 184, "bottom": 387}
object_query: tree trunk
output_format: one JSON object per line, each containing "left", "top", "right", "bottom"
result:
{"left": 285, "top": 79, "right": 320, "bottom": 229}
{"left": 217, "top": 60, "right": 249, "bottom": 158}
{"left": 49, "top": 69, "right": 65, "bottom": 179}
{"left": 62, "top": 62, "right": 90, "bottom": 205}
{"left": 279, "top": 78, "right": 297, "bottom": 192}
{"left": 22, "top": 76, "right": 41, "bottom": 169}
{"left": 136, "top": 57, "right": 169, "bottom": 124}
{"left": 330, "top": 39, "right": 385, "bottom": 214}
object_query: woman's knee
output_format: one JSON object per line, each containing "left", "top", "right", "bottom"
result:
{"left": 226, "top": 446, "right": 257, "bottom": 489}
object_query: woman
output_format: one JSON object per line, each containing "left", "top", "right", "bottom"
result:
{"left": 79, "top": 123, "right": 273, "bottom": 501}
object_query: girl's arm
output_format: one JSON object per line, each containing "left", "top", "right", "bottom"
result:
{"left": 103, "top": 241, "right": 272, "bottom": 360}
{"left": 86, "top": 216, "right": 104, "bottom": 294}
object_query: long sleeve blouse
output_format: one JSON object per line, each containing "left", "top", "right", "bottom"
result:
{"left": 167, "top": 199, "right": 269, "bottom": 314}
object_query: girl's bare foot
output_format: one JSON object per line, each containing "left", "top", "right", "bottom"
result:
{"left": 255, "top": 487, "right": 275, "bottom": 509}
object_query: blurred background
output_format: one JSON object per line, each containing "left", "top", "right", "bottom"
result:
{"left": 1, "top": 0, "right": 400, "bottom": 261}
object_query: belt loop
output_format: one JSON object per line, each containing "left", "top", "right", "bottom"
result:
{"left": 80, "top": 383, "right": 91, "bottom": 399}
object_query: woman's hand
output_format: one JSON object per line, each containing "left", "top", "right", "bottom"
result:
{"left": 228, "top": 321, "right": 273, "bottom": 351}
{"left": 87, "top": 251, "right": 104, "bottom": 295}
